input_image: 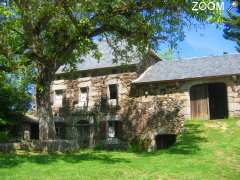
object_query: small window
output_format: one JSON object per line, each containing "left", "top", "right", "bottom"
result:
{"left": 55, "top": 89, "right": 63, "bottom": 95}
{"left": 108, "top": 121, "right": 116, "bottom": 138}
{"left": 78, "top": 87, "right": 89, "bottom": 107}
{"left": 56, "top": 126, "right": 65, "bottom": 139}
{"left": 109, "top": 84, "right": 118, "bottom": 100}
{"left": 56, "top": 127, "right": 61, "bottom": 137}
{"left": 54, "top": 90, "right": 64, "bottom": 107}
{"left": 81, "top": 87, "right": 88, "bottom": 94}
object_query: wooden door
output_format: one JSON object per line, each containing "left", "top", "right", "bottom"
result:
{"left": 190, "top": 84, "right": 209, "bottom": 120}
{"left": 77, "top": 125, "right": 90, "bottom": 146}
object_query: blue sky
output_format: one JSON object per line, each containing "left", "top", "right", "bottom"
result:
{"left": 176, "top": 24, "right": 237, "bottom": 58}
{"left": 171, "top": 0, "right": 239, "bottom": 59}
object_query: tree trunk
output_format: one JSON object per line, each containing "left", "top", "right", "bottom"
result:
{"left": 36, "top": 67, "right": 56, "bottom": 140}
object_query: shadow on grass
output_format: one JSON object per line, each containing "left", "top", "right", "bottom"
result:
{"left": 167, "top": 123, "right": 208, "bottom": 154}
{"left": 140, "top": 122, "right": 208, "bottom": 157}
{"left": 0, "top": 122, "right": 209, "bottom": 168}
{"left": 0, "top": 151, "right": 130, "bottom": 168}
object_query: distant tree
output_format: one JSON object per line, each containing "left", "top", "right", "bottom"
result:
{"left": 0, "top": 0, "right": 221, "bottom": 140}
{"left": 223, "top": 4, "right": 240, "bottom": 52}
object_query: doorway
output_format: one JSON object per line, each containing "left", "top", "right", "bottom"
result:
{"left": 190, "top": 83, "right": 228, "bottom": 120}
{"left": 30, "top": 124, "right": 39, "bottom": 139}
{"left": 76, "top": 120, "right": 90, "bottom": 147}
{"left": 155, "top": 134, "right": 177, "bottom": 149}
{"left": 208, "top": 83, "right": 228, "bottom": 119}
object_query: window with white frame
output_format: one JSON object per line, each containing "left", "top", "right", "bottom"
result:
{"left": 54, "top": 89, "right": 64, "bottom": 107}
{"left": 108, "top": 84, "right": 118, "bottom": 106}
{"left": 78, "top": 87, "right": 89, "bottom": 108}
{"left": 108, "top": 121, "right": 116, "bottom": 138}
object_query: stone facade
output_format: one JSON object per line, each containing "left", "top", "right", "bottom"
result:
{"left": 50, "top": 66, "right": 186, "bottom": 150}
{"left": 133, "top": 76, "right": 240, "bottom": 120}
{"left": 127, "top": 75, "right": 240, "bottom": 149}
{"left": 50, "top": 67, "right": 139, "bottom": 147}
{"left": 47, "top": 57, "right": 240, "bottom": 150}
{"left": 50, "top": 68, "right": 240, "bottom": 150}
{"left": 120, "top": 96, "right": 184, "bottom": 150}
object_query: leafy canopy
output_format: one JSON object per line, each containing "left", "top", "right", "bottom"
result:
{"left": 0, "top": 0, "right": 222, "bottom": 75}
{"left": 224, "top": 5, "right": 240, "bottom": 52}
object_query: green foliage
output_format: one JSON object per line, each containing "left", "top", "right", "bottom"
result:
{"left": 0, "top": 73, "right": 31, "bottom": 126}
{"left": 223, "top": 7, "right": 240, "bottom": 52}
{"left": 0, "top": 0, "right": 222, "bottom": 72}
{"left": 127, "top": 137, "right": 151, "bottom": 152}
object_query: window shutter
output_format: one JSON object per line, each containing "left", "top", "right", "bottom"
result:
{"left": 99, "top": 121, "right": 107, "bottom": 139}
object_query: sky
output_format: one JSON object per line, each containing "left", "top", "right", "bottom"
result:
{"left": 176, "top": 24, "right": 238, "bottom": 59}
{"left": 168, "top": 0, "right": 239, "bottom": 59}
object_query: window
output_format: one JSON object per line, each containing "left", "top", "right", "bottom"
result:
{"left": 56, "top": 127, "right": 61, "bottom": 137}
{"left": 108, "top": 84, "right": 118, "bottom": 106}
{"left": 109, "top": 84, "right": 118, "bottom": 100}
{"left": 78, "top": 87, "right": 89, "bottom": 108}
{"left": 108, "top": 121, "right": 116, "bottom": 138}
{"left": 56, "top": 126, "right": 65, "bottom": 139}
{"left": 54, "top": 90, "right": 64, "bottom": 107}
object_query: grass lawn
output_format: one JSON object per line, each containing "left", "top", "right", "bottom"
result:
{"left": 0, "top": 119, "right": 240, "bottom": 180}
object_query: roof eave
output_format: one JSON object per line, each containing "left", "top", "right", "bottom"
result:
{"left": 132, "top": 73, "right": 240, "bottom": 85}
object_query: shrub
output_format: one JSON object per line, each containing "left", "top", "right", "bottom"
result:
{"left": 128, "top": 137, "right": 151, "bottom": 152}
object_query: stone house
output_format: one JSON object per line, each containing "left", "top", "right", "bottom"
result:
{"left": 49, "top": 41, "right": 161, "bottom": 148}
{"left": 27, "top": 44, "right": 240, "bottom": 150}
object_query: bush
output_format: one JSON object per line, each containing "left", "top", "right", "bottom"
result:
{"left": 128, "top": 137, "right": 151, "bottom": 152}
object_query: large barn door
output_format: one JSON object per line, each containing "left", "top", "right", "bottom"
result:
{"left": 190, "top": 84, "right": 209, "bottom": 120}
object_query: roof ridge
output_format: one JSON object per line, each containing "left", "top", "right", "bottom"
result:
{"left": 173, "top": 53, "right": 240, "bottom": 61}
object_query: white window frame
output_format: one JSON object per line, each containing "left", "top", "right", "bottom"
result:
{"left": 54, "top": 90, "right": 64, "bottom": 107}
{"left": 78, "top": 87, "right": 89, "bottom": 108}
{"left": 108, "top": 121, "right": 116, "bottom": 138}
{"left": 108, "top": 84, "right": 118, "bottom": 106}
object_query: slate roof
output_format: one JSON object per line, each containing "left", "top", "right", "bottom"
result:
{"left": 56, "top": 41, "right": 140, "bottom": 74}
{"left": 133, "top": 54, "right": 240, "bottom": 84}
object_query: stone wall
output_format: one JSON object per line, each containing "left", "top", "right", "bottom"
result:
{"left": 0, "top": 140, "right": 79, "bottom": 153}
{"left": 50, "top": 70, "right": 138, "bottom": 146}
{"left": 121, "top": 96, "right": 184, "bottom": 150}
{"left": 51, "top": 69, "right": 185, "bottom": 149}
{"left": 51, "top": 71, "right": 138, "bottom": 119}
{"left": 133, "top": 76, "right": 240, "bottom": 121}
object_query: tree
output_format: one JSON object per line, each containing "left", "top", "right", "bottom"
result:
{"left": 0, "top": 0, "right": 221, "bottom": 140}
{"left": 0, "top": 72, "right": 31, "bottom": 142}
{"left": 223, "top": 5, "right": 240, "bottom": 52}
